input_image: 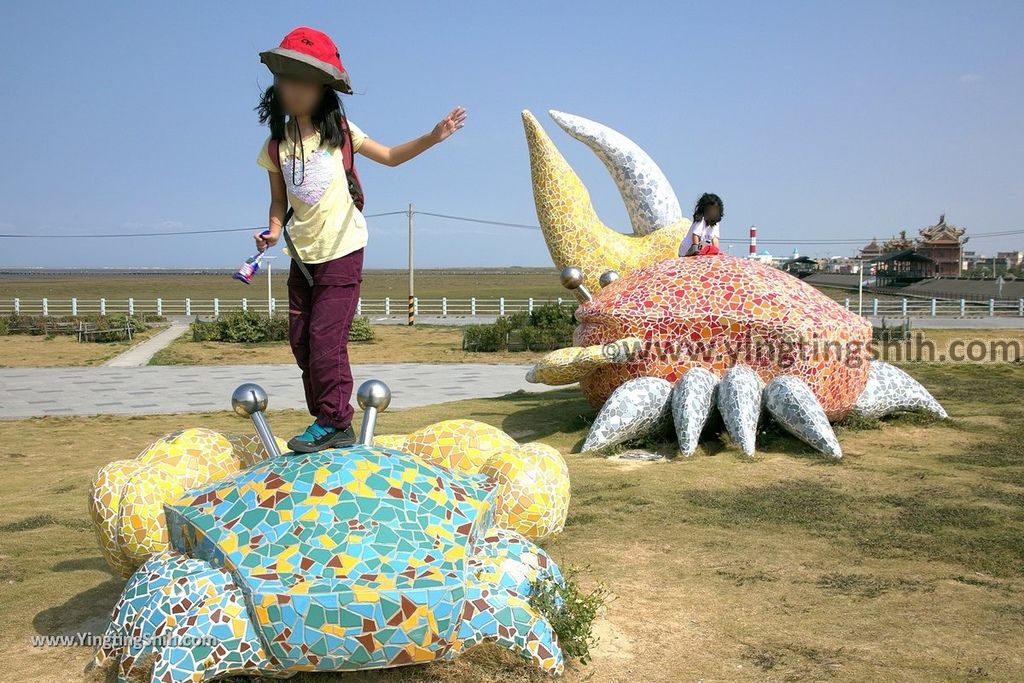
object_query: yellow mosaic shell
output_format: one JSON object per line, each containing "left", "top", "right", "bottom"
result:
{"left": 401, "top": 419, "right": 519, "bottom": 474}
{"left": 115, "top": 463, "right": 185, "bottom": 566}
{"left": 88, "top": 428, "right": 286, "bottom": 576}
{"left": 480, "top": 443, "right": 571, "bottom": 541}
{"left": 88, "top": 459, "right": 148, "bottom": 577}
{"left": 138, "top": 428, "right": 241, "bottom": 489}
{"left": 371, "top": 433, "right": 409, "bottom": 450}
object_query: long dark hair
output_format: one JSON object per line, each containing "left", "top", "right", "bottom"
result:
{"left": 255, "top": 83, "right": 349, "bottom": 149}
{"left": 693, "top": 193, "right": 724, "bottom": 222}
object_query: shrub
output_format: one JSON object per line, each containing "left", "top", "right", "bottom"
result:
{"left": 190, "top": 311, "right": 288, "bottom": 344}
{"left": 462, "top": 302, "right": 578, "bottom": 353}
{"left": 0, "top": 313, "right": 147, "bottom": 341}
{"left": 529, "top": 565, "right": 608, "bottom": 665}
{"left": 463, "top": 324, "right": 505, "bottom": 352}
{"left": 220, "top": 310, "right": 269, "bottom": 343}
{"left": 349, "top": 316, "right": 374, "bottom": 342}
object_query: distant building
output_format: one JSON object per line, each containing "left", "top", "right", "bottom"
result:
{"left": 871, "top": 249, "right": 936, "bottom": 288}
{"left": 859, "top": 238, "right": 883, "bottom": 260}
{"left": 782, "top": 255, "right": 819, "bottom": 278}
{"left": 917, "top": 214, "right": 968, "bottom": 276}
{"left": 882, "top": 230, "right": 915, "bottom": 253}
{"left": 826, "top": 256, "right": 857, "bottom": 274}
{"left": 751, "top": 249, "right": 775, "bottom": 265}
{"left": 997, "top": 250, "right": 1023, "bottom": 270}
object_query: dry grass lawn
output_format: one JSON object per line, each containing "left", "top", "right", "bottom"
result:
{"left": 149, "top": 324, "right": 547, "bottom": 366}
{"left": 0, "top": 363, "right": 1022, "bottom": 681}
{"left": 0, "top": 327, "right": 160, "bottom": 368}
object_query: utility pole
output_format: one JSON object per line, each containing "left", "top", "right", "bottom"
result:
{"left": 407, "top": 203, "right": 415, "bottom": 326}
{"left": 858, "top": 258, "right": 864, "bottom": 316}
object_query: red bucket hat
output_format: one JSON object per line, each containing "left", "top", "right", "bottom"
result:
{"left": 260, "top": 27, "right": 352, "bottom": 94}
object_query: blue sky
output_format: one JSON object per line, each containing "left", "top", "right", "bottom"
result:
{"left": 0, "top": 1, "right": 1021, "bottom": 267}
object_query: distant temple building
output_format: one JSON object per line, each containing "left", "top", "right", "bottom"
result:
{"left": 859, "top": 238, "right": 883, "bottom": 260}
{"left": 916, "top": 214, "right": 968, "bottom": 276}
{"left": 882, "top": 230, "right": 915, "bottom": 253}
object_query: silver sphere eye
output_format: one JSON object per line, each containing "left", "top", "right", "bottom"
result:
{"left": 357, "top": 379, "right": 391, "bottom": 411}
{"left": 599, "top": 270, "right": 620, "bottom": 287}
{"left": 559, "top": 266, "right": 584, "bottom": 289}
{"left": 231, "top": 383, "right": 269, "bottom": 417}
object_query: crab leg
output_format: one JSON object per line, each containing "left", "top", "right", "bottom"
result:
{"left": 671, "top": 368, "right": 719, "bottom": 457}
{"left": 468, "top": 527, "right": 565, "bottom": 595}
{"left": 716, "top": 365, "right": 765, "bottom": 456}
{"left": 456, "top": 584, "right": 564, "bottom": 674}
{"left": 90, "top": 551, "right": 273, "bottom": 683}
{"left": 853, "top": 360, "right": 949, "bottom": 419}
{"left": 581, "top": 377, "right": 673, "bottom": 451}
{"left": 764, "top": 376, "right": 843, "bottom": 459}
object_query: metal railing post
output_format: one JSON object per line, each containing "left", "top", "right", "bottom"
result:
{"left": 71, "top": 297, "right": 77, "bottom": 316}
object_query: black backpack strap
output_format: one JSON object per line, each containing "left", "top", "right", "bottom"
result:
{"left": 280, "top": 208, "right": 314, "bottom": 287}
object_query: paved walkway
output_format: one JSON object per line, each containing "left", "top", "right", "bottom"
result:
{"left": 0, "top": 363, "right": 542, "bottom": 419}
{"left": 103, "top": 319, "right": 190, "bottom": 367}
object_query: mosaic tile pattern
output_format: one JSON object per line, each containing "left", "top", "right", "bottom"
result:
{"left": 523, "top": 110, "right": 690, "bottom": 294}
{"left": 524, "top": 338, "right": 637, "bottom": 386}
{"left": 549, "top": 110, "right": 683, "bottom": 236}
{"left": 582, "top": 377, "right": 672, "bottom": 451}
{"left": 479, "top": 443, "right": 570, "bottom": 541}
{"left": 375, "top": 421, "right": 570, "bottom": 542}
{"left": 523, "top": 108, "right": 947, "bottom": 458}
{"left": 853, "top": 360, "right": 949, "bottom": 419}
{"left": 400, "top": 419, "right": 518, "bottom": 474}
{"left": 717, "top": 366, "right": 765, "bottom": 457}
{"left": 671, "top": 368, "right": 719, "bottom": 457}
{"left": 763, "top": 375, "right": 842, "bottom": 459}
{"left": 93, "top": 445, "right": 565, "bottom": 680}
{"left": 88, "top": 428, "right": 287, "bottom": 577}
{"left": 572, "top": 256, "right": 873, "bottom": 418}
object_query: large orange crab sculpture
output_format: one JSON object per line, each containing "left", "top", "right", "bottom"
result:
{"left": 522, "top": 110, "right": 947, "bottom": 459}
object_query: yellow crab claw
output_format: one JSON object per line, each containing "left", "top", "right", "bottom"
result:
{"left": 526, "top": 337, "right": 642, "bottom": 385}
{"left": 522, "top": 110, "right": 690, "bottom": 292}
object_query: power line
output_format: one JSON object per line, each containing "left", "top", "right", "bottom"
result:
{"left": 1, "top": 209, "right": 1022, "bottom": 246}
{"left": 0, "top": 211, "right": 409, "bottom": 238}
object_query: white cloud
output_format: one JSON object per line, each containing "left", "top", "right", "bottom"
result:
{"left": 959, "top": 73, "right": 982, "bottom": 84}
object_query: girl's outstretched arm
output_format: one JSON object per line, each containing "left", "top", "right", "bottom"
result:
{"left": 358, "top": 106, "right": 466, "bottom": 167}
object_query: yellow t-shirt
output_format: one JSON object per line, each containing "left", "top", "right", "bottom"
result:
{"left": 257, "top": 120, "right": 368, "bottom": 264}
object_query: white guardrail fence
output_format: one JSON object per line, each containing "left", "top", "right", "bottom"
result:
{"left": 0, "top": 297, "right": 573, "bottom": 318}
{"left": 1, "top": 296, "right": 1023, "bottom": 318}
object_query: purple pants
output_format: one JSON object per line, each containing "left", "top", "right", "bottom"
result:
{"left": 287, "top": 248, "right": 364, "bottom": 429}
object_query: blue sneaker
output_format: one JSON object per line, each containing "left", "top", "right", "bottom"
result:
{"left": 287, "top": 421, "right": 356, "bottom": 453}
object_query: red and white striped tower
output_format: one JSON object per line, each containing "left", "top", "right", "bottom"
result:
{"left": 749, "top": 225, "right": 757, "bottom": 257}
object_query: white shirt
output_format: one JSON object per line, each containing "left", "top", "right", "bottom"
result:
{"left": 679, "top": 218, "right": 720, "bottom": 255}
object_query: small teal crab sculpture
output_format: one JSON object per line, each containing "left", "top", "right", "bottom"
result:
{"left": 91, "top": 445, "right": 565, "bottom": 681}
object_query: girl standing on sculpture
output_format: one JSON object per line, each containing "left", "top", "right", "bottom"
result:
{"left": 679, "top": 193, "right": 724, "bottom": 256}
{"left": 253, "top": 27, "right": 466, "bottom": 452}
